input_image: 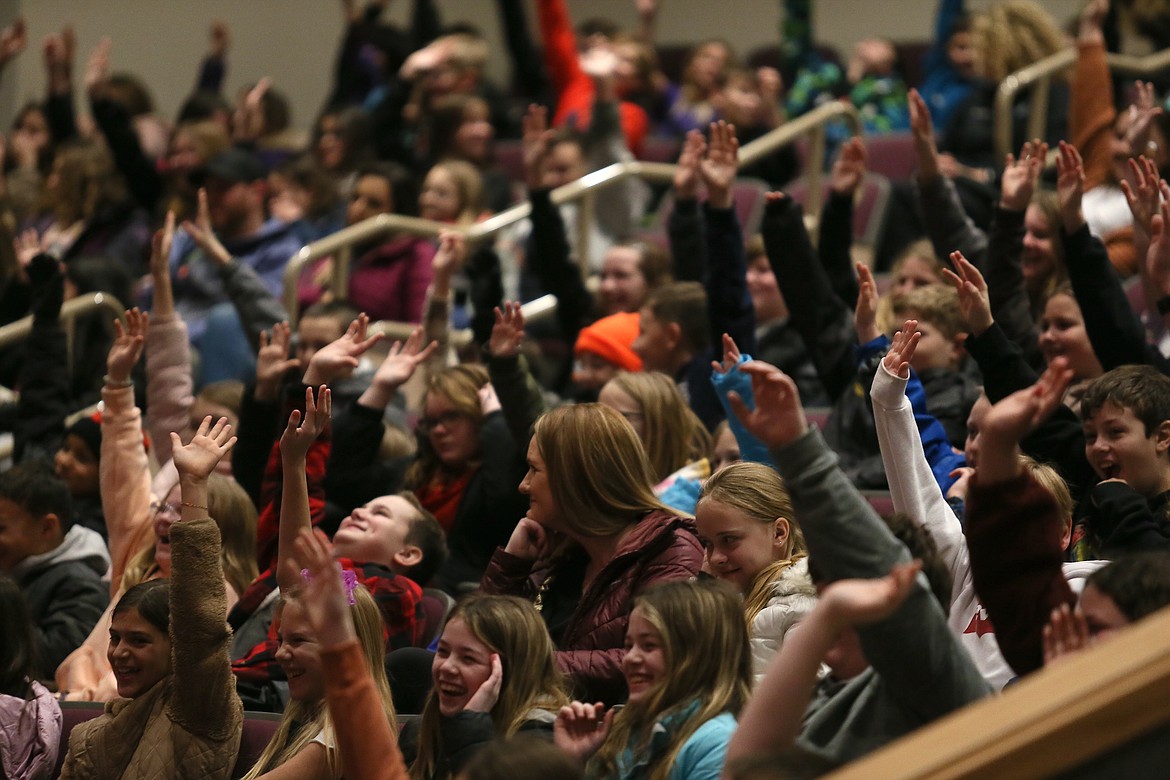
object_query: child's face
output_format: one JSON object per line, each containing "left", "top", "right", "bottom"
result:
{"left": 710, "top": 427, "right": 741, "bottom": 474}
{"left": 947, "top": 31, "right": 977, "bottom": 79}
{"left": 695, "top": 499, "right": 788, "bottom": 594}
{"left": 332, "top": 495, "right": 416, "bottom": 568}
{"left": 622, "top": 607, "right": 666, "bottom": 703}
{"left": 316, "top": 115, "right": 346, "bottom": 171}
{"left": 543, "top": 141, "right": 586, "bottom": 190}
{"left": 900, "top": 311, "right": 961, "bottom": 373}
{"left": 0, "top": 499, "right": 55, "bottom": 573}
{"left": 1078, "top": 583, "right": 1130, "bottom": 642}
{"left": 631, "top": 307, "right": 677, "bottom": 374}
{"left": 296, "top": 316, "right": 346, "bottom": 366}
{"left": 1022, "top": 206, "right": 1059, "bottom": 292}
{"left": 597, "top": 382, "right": 646, "bottom": 439}
{"left": 422, "top": 392, "right": 480, "bottom": 468}
{"left": 347, "top": 174, "right": 394, "bottom": 225}
{"left": 455, "top": 104, "right": 493, "bottom": 163}
{"left": 892, "top": 255, "right": 940, "bottom": 297}
{"left": 1083, "top": 401, "right": 1170, "bottom": 497}
{"left": 108, "top": 606, "right": 172, "bottom": 699}
{"left": 573, "top": 351, "right": 621, "bottom": 392}
{"left": 719, "top": 78, "right": 761, "bottom": 127}
{"left": 275, "top": 600, "right": 324, "bottom": 703}
{"left": 964, "top": 393, "right": 991, "bottom": 468}
{"left": 746, "top": 254, "right": 785, "bottom": 323}
{"left": 152, "top": 484, "right": 182, "bottom": 577}
{"left": 419, "top": 166, "right": 462, "bottom": 223}
{"left": 54, "top": 433, "right": 99, "bottom": 498}
{"left": 433, "top": 617, "right": 494, "bottom": 716}
{"left": 599, "top": 247, "right": 649, "bottom": 315}
{"left": 1039, "top": 294, "right": 1102, "bottom": 381}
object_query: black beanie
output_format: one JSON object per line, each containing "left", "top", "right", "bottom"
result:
{"left": 64, "top": 415, "right": 102, "bottom": 463}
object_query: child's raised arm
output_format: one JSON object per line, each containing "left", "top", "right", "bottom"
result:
{"left": 724, "top": 561, "right": 922, "bottom": 773}
{"left": 168, "top": 416, "right": 243, "bottom": 738}
{"left": 276, "top": 385, "right": 332, "bottom": 591}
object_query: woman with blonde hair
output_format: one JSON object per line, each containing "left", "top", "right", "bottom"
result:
{"left": 599, "top": 371, "right": 712, "bottom": 485}
{"left": 482, "top": 403, "right": 703, "bottom": 706}
{"left": 554, "top": 578, "right": 751, "bottom": 779}
{"left": 695, "top": 462, "right": 816, "bottom": 682}
{"left": 403, "top": 595, "right": 569, "bottom": 779}
{"left": 419, "top": 159, "right": 484, "bottom": 226}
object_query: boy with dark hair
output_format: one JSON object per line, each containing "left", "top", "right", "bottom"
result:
{"left": 0, "top": 461, "right": 109, "bottom": 676}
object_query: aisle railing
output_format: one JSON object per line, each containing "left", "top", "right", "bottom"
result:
{"left": 0, "top": 292, "right": 126, "bottom": 358}
{"left": 995, "top": 46, "right": 1170, "bottom": 162}
{"left": 281, "top": 100, "right": 862, "bottom": 329}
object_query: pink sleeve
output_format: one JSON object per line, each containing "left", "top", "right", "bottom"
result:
{"left": 404, "top": 241, "right": 436, "bottom": 324}
{"left": 99, "top": 385, "right": 156, "bottom": 598}
{"left": 145, "top": 312, "right": 195, "bottom": 467}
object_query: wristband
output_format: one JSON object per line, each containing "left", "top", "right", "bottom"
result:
{"left": 1156, "top": 295, "right": 1170, "bottom": 316}
{"left": 103, "top": 374, "right": 133, "bottom": 388}
{"left": 181, "top": 501, "right": 208, "bottom": 510}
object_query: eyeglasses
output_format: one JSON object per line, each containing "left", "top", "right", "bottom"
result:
{"left": 418, "top": 411, "right": 464, "bottom": 433}
{"left": 150, "top": 501, "right": 181, "bottom": 517}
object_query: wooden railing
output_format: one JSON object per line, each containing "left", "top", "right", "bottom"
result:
{"left": 0, "top": 292, "right": 125, "bottom": 358}
{"left": 995, "top": 46, "right": 1170, "bottom": 162}
{"left": 828, "top": 603, "right": 1170, "bottom": 778}
{"left": 281, "top": 100, "right": 863, "bottom": 329}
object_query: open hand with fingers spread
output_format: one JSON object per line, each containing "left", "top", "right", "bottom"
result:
{"left": 280, "top": 385, "right": 332, "bottom": 463}
{"left": 255, "top": 322, "right": 301, "bottom": 401}
{"left": 302, "top": 313, "right": 383, "bottom": 386}
{"left": 554, "top": 701, "right": 615, "bottom": 765}
{"left": 673, "top": 129, "right": 707, "bottom": 201}
{"left": 830, "top": 137, "right": 867, "bottom": 196}
{"left": 882, "top": 320, "right": 922, "bottom": 380}
{"left": 854, "top": 263, "right": 880, "bottom": 344}
{"left": 1120, "top": 155, "right": 1166, "bottom": 238}
{"left": 172, "top": 415, "right": 237, "bottom": 484}
{"left": 940, "top": 250, "right": 993, "bottom": 336}
{"left": 1056, "top": 141, "right": 1086, "bottom": 234}
{"left": 817, "top": 560, "right": 924, "bottom": 630}
{"left": 1145, "top": 196, "right": 1170, "bottom": 299}
{"left": 976, "top": 358, "right": 1074, "bottom": 485}
{"left": 1000, "top": 140, "right": 1047, "bottom": 211}
{"left": 700, "top": 120, "right": 739, "bottom": 210}
{"left": 182, "top": 188, "right": 232, "bottom": 266}
{"left": 1042, "top": 602, "right": 1090, "bottom": 665}
{"left": 728, "top": 362, "right": 809, "bottom": 449}
{"left": 106, "top": 309, "right": 149, "bottom": 385}
{"left": 489, "top": 301, "right": 526, "bottom": 359}
{"left": 359, "top": 326, "right": 438, "bottom": 409}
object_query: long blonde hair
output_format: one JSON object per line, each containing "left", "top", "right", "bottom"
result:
{"left": 590, "top": 579, "right": 751, "bottom": 780}
{"left": 607, "top": 372, "right": 712, "bottom": 483}
{"left": 410, "top": 595, "right": 569, "bottom": 780}
{"left": 697, "top": 463, "right": 807, "bottom": 626}
{"left": 970, "top": 0, "right": 1068, "bottom": 83}
{"left": 533, "top": 404, "right": 672, "bottom": 540}
{"left": 123, "top": 474, "right": 259, "bottom": 597}
{"left": 242, "top": 584, "right": 395, "bottom": 780}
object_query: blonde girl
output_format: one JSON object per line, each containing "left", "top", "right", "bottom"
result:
{"left": 405, "top": 594, "right": 569, "bottom": 780}
{"left": 554, "top": 578, "right": 751, "bottom": 780}
{"left": 695, "top": 463, "right": 816, "bottom": 682}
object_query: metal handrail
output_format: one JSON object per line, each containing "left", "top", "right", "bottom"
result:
{"left": 0, "top": 292, "right": 126, "bottom": 352}
{"left": 995, "top": 46, "right": 1170, "bottom": 162}
{"left": 281, "top": 100, "right": 862, "bottom": 328}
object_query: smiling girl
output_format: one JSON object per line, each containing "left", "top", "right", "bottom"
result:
{"left": 553, "top": 578, "right": 750, "bottom": 780}
{"left": 694, "top": 462, "right": 815, "bottom": 682}
{"left": 403, "top": 594, "right": 569, "bottom": 779}
{"left": 58, "top": 418, "right": 243, "bottom": 778}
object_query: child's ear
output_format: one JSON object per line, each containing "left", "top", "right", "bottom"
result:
{"left": 772, "top": 517, "right": 791, "bottom": 553}
{"left": 665, "top": 321, "right": 682, "bottom": 353}
{"left": 392, "top": 545, "right": 423, "bottom": 569}
{"left": 39, "top": 513, "right": 63, "bottom": 542}
{"left": 1154, "top": 420, "right": 1170, "bottom": 456}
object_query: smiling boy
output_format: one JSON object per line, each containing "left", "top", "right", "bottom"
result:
{"left": 1077, "top": 365, "right": 1170, "bottom": 556}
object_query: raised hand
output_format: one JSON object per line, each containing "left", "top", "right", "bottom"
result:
{"left": 280, "top": 385, "right": 332, "bottom": 462}
{"left": 673, "top": 129, "right": 707, "bottom": 201}
{"left": 1120, "top": 155, "right": 1166, "bottom": 237}
{"left": 1042, "top": 602, "right": 1091, "bottom": 665}
{"left": 522, "top": 104, "right": 555, "bottom": 191}
{"left": 42, "top": 26, "right": 75, "bottom": 96}
{"left": 489, "top": 301, "right": 526, "bottom": 359}
{"left": 1056, "top": 141, "right": 1086, "bottom": 234}
{"left": 882, "top": 319, "right": 921, "bottom": 380}
{"left": 432, "top": 230, "right": 467, "bottom": 280}
{"left": 209, "top": 20, "right": 231, "bottom": 58}
{"left": 854, "top": 262, "right": 880, "bottom": 344}
{"left": 84, "top": 37, "right": 111, "bottom": 98}
{"left": 1000, "top": 139, "right": 1047, "bottom": 211}
{"left": 699, "top": 120, "right": 739, "bottom": 210}
{"left": 908, "top": 88, "right": 940, "bottom": 181}
{"left": 150, "top": 211, "right": 177, "bottom": 315}
{"left": 107, "top": 308, "right": 149, "bottom": 384}
{"left": 0, "top": 16, "right": 27, "bottom": 67}
{"left": 830, "top": 137, "right": 867, "bottom": 196}
{"left": 940, "top": 250, "right": 993, "bottom": 336}
{"left": 171, "top": 415, "right": 237, "bottom": 483}
{"left": 234, "top": 77, "right": 271, "bottom": 143}
{"left": 1123, "top": 80, "right": 1163, "bottom": 158}
{"left": 255, "top": 322, "right": 300, "bottom": 401}
{"left": 1145, "top": 197, "right": 1170, "bottom": 299}
{"left": 292, "top": 528, "right": 356, "bottom": 649}
{"left": 728, "top": 361, "right": 809, "bottom": 449}
{"left": 182, "top": 188, "right": 232, "bottom": 266}
{"left": 13, "top": 228, "right": 46, "bottom": 274}
{"left": 302, "top": 313, "right": 383, "bottom": 386}
{"left": 711, "top": 332, "right": 743, "bottom": 375}
{"left": 371, "top": 326, "right": 438, "bottom": 391}
{"left": 464, "top": 654, "right": 504, "bottom": 712}
{"left": 978, "top": 357, "right": 1074, "bottom": 484}
{"left": 554, "top": 701, "right": 615, "bottom": 764}
{"left": 818, "top": 560, "right": 924, "bottom": 629}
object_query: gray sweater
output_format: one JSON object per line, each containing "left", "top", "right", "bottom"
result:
{"left": 770, "top": 429, "right": 991, "bottom": 763}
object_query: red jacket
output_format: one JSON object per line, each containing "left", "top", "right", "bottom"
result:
{"left": 481, "top": 509, "right": 702, "bottom": 705}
